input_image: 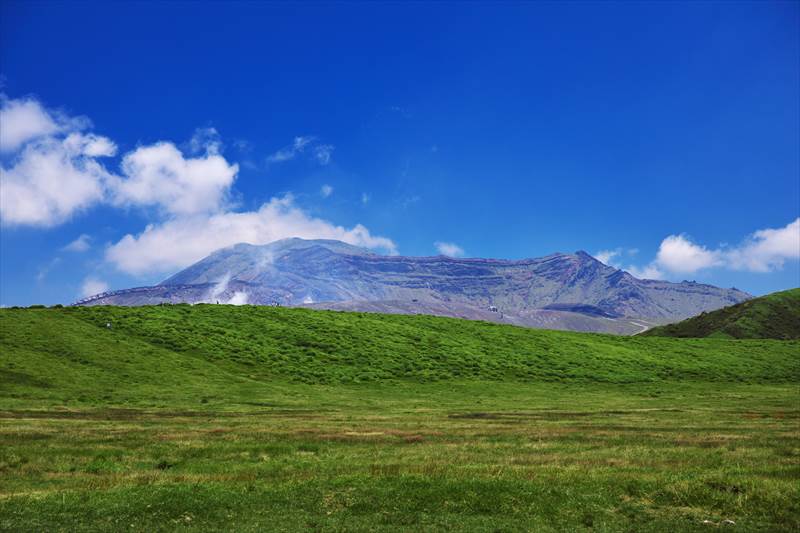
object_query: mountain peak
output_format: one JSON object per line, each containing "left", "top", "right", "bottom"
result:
{"left": 574, "top": 250, "right": 596, "bottom": 261}
{"left": 88, "top": 238, "right": 751, "bottom": 332}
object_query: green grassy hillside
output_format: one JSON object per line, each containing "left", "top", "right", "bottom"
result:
{"left": 1, "top": 304, "right": 797, "bottom": 408}
{"left": 1, "top": 305, "right": 798, "bottom": 531}
{"left": 641, "top": 288, "right": 800, "bottom": 340}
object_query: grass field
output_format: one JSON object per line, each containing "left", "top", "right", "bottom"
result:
{"left": 1, "top": 306, "right": 798, "bottom": 531}
{"left": 642, "top": 288, "right": 800, "bottom": 340}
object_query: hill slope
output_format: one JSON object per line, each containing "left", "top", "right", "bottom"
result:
{"left": 74, "top": 238, "right": 750, "bottom": 334}
{"left": 2, "top": 306, "right": 799, "bottom": 532}
{"left": 641, "top": 288, "right": 800, "bottom": 340}
{"left": 1, "top": 306, "right": 797, "bottom": 407}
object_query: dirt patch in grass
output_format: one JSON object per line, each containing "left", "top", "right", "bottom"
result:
{"left": 448, "top": 408, "right": 688, "bottom": 421}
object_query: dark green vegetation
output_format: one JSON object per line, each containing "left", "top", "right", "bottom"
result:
{"left": 1, "top": 305, "right": 798, "bottom": 531}
{"left": 642, "top": 288, "right": 800, "bottom": 340}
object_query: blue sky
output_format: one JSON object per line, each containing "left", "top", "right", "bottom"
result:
{"left": 1, "top": 1, "right": 798, "bottom": 305}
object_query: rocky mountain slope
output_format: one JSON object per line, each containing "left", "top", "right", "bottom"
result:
{"left": 75, "top": 238, "right": 751, "bottom": 334}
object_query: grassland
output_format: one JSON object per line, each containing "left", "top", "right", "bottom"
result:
{"left": 642, "top": 288, "right": 800, "bottom": 340}
{"left": 1, "top": 305, "right": 798, "bottom": 531}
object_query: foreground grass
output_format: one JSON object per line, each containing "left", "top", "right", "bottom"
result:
{"left": 1, "top": 384, "right": 798, "bottom": 532}
{"left": 1, "top": 306, "right": 798, "bottom": 531}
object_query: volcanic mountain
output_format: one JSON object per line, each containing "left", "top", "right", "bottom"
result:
{"left": 76, "top": 238, "right": 751, "bottom": 334}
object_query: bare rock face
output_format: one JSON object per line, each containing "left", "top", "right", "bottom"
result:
{"left": 75, "top": 238, "right": 750, "bottom": 334}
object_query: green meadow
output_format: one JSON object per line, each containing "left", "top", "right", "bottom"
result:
{"left": 642, "top": 288, "right": 800, "bottom": 340}
{"left": 1, "top": 305, "right": 798, "bottom": 531}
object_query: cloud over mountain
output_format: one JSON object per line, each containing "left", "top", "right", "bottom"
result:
{"left": 0, "top": 95, "right": 395, "bottom": 277}
{"left": 617, "top": 218, "right": 800, "bottom": 279}
{"left": 106, "top": 195, "right": 397, "bottom": 275}
{"left": 80, "top": 277, "right": 109, "bottom": 298}
{"left": 434, "top": 241, "right": 465, "bottom": 257}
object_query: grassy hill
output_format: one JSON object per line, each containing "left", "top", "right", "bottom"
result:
{"left": 641, "top": 288, "right": 800, "bottom": 340}
{"left": 1, "top": 304, "right": 798, "bottom": 407}
{"left": 1, "top": 305, "right": 798, "bottom": 532}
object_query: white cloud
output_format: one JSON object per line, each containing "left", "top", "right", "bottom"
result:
{"left": 188, "top": 127, "right": 222, "bottom": 155}
{"left": 267, "top": 149, "right": 294, "bottom": 163}
{"left": 655, "top": 234, "right": 722, "bottom": 273}
{"left": 106, "top": 194, "right": 397, "bottom": 275}
{"left": 1, "top": 96, "right": 239, "bottom": 225}
{"left": 266, "top": 135, "right": 333, "bottom": 165}
{"left": 434, "top": 241, "right": 465, "bottom": 257}
{"left": 725, "top": 218, "right": 800, "bottom": 272}
{"left": 0, "top": 95, "right": 93, "bottom": 154}
{"left": 624, "top": 264, "right": 665, "bottom": 280}
{"left": 112, "top": 142, "right": 238, "bottom": 216}
{"left": 314, "top": 144, "right": 334, "bottom": 165}
{"left": 0, "top": 97, "right": 59, "bottom": 153}
{"left": 63, "top": 234, "right": 91, "bottom": 252}
{"left": 63, "top": 132, "right": 117, "bottom": 157}
{"left": 320, "top": 184, "right": 333, "bottom": 198}
{"left": 267, "top": 135, "right": 314, "bottom": 163}
{"left": 623, "top": 218, "right": 800, "bottom": 280}
{"left": 1, "top": 95, "right": 395, "bottom": 280}
{"left": 81, "top": 277, "right": 109, "bottom": 297}
{"left": 2, "top": 130, "right": 234, "bottom": 225}
{"left": 594, "top": 249, "right": 620, "bottom": 266}
{"left": 593, "top": 248, "right": 638, "bottom": 267}
{"left": 594, "top": 248, "right": 663, "bottom": 279}
{"left": 0, "top": 96, "right": 118, "bottom": 227}
{"left": 361, "top": 192, "right": 370, "bottom": 205}
{"left": 1, "top": 133, "right": 114, "bottom": 227}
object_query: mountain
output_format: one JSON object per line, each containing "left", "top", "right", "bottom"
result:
{"left": 75, "top": 238, "right": 751, "bottom": 334}
{"left": 640, "top": 288, "right": 800, "bottom": 339}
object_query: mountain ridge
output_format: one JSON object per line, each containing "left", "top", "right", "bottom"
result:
{"left": 76, "top": 238, "right": 751, "bottom": 334}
